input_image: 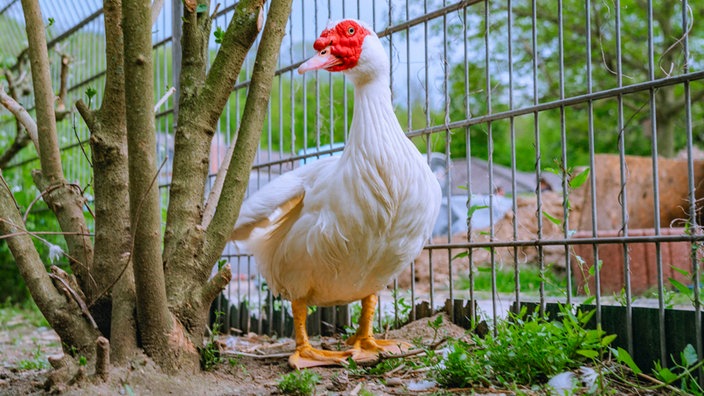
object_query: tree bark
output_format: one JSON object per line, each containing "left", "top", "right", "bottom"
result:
{"left": 201, "top": 0, "right": 294, "bottom": 268}
{"left": 122, "top": 0, "right": 183, "bottom": 371}
{"left": 165, "top": 0, "right": 293, "bottom": 348}
{"left": 0, "top": 175, "right": 100, "bottom": 358}
{"left": 163, "top": 0, "right": 264, "bottom": 278}
{"left": 20, "top": 0, "right": 94, "bottom": 295}
{"left": 76, "top": 0, "right": 137, "bottom": 363}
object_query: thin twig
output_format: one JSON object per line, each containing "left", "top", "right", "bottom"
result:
{"left": 0, "top": 230, "right": 93, "bottom": 240}
{"left": 151, "top": 0, "right": 165, "bottom": 27}
{"left": 48, "top": 266, "right": 98, "bottom": 329}
{"left": 222, "top": 351, "right": 291, "bottom": 359}
{"left": 72, "top": 112, "right": 92, "bottom": 167}
{"left": 0, "top": 174, "right": 21, "bottom": 213}
{"left": 0, "top": 84, "right": 39, "bottom": 152}
{"left": 0, "top": 218, "right": 86, "bottom": 267}
{"left": 154, "top": 86, "right": 176, "bottom": 112}
{"left": 22, "top": 183, "right": 64, "bottom": 224}
{"left": 378, "top": 337, "right": 448, "bottom": 361}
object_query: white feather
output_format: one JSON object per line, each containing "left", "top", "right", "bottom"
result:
{"left": 231, "top": 22, "right": 441, "bottom": 307}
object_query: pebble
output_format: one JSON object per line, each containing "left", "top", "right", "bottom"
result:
{"left": 385, "top": 377, "right": 403, "bottom": 387}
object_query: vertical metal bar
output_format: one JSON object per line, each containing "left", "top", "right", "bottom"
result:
{"left": 614, "top": 0, "right": 634, "bottom": 356}
{"left": 423, "top": 0, "right": 434, "bottom": 311}
{"left": 301, "top": 1, "right": 308, "bottom": 161}
{"left": 531, "top": 0, "right": 545, "bottom": 314}
{"left": 289, "top": 9, "right": 296, "bottom": 158}
{"left": 441, "top": 0, "right": 454, "bottom": 321}
{"left": 507, "top": 0, "right": 520, "bottom": 314}
{"left": 314, "top": 0, "right": 321, "bottom": 156}
{"left": 483, "top": 0, "right": 497, "bottom": 330}
{"left": 584, "top": 0, "right": 601, "bottom": 326}
{"left": 464, "top": 3, "right": 475, "bottom": 325}
{"left": 681, "top": 0, "right": 702, "bottom": 385}
{"left": 405, "top": 0, "right": 416, "bottom": 323}
{"left": 645, "top": 0, "right": 667, "bottom": 367}
{"left": 557, "top": 0, "right": 571, "bottom": 306}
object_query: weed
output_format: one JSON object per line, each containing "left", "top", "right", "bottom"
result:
{"left": 612, "top": 344, "right": 704, "bottom": 395}
{"left": 433, "top": 305, "right": 614, "bottom": 388}
{"left": 200, "top": 311, "right": 224, "bottom": 371}
{"left": 17, "top": 345, "right": 49, "bottom": 370}
{"left": 456, "top": 265, "right": 567, "bottom": 296}
{"left": 277, "top": 369, "right": 320, "bottom": 395}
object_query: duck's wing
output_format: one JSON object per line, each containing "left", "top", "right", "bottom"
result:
{"left": 230, "top": 156, "right": 338, "bottom": 241}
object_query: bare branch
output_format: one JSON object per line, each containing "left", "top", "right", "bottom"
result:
{"left": 201, "top": 264, "right": 232, "bottom": 304}
{"left": 20, "top": 0, "right": 63, "bottom": 182}
{"left": 0, "top": 173, "right": 100, "bottom": 359}
{"left": 163, "top": 0, "right": 264, "bottom": 274}
{"left": 203, "top": 0, "right": 294, "bottom": 265}
{"left": 0, "top": 84, "right": 39, "bottom": 152}
{"left": 151, "top": 0, "right": 165, "bottom": 27}
{"left": 49, "top": 266, "right": 99, "bottom": 330}
{"left": 55, "top": 54, "right": 71, "bottom": 115}
{"left": 154, "top": 86, "right": 175, "bottom": 112}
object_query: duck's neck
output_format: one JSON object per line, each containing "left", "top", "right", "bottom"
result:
{"left": 346, "top": 77, "right": 408, "bottom": 152}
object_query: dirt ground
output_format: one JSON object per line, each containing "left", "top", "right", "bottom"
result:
{"left": 0, "top": 309, "right": 488, "bottom": 396}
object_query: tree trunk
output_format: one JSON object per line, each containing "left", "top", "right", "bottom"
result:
{"left": 122, "top": 0, "right": 189, "bottom": 372}
{"left": 76, "top": 0, "right": 138, "bottom": 363}
{"left": 656, "top": 87, "right": 677, "bottom": 158}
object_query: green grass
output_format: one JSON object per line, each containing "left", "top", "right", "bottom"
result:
{"left": 456, "top": 265, "right": 568, "bottom": 296}
{"left": 16, "top": 345, "right": 49, "bottom": 371}
{"left": 0, "top": 299, "right": 50, "bottom": 329}
{"left": 432, "top": 305, "right": 613, "bottom": 389}
{"left": 277, "top": 370, "right": 320, "bottom": 396}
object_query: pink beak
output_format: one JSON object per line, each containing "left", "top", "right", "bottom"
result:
{"left": 297, "top": 47, "right": 342, "bottom": 74}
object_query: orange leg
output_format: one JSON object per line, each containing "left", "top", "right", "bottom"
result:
{"left": 345, "top": 294, "right": 411, "bottom": 362}
{"left": 288, "top": 299, "right": 354, "bottom": 369}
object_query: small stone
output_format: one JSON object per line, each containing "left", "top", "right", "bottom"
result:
{"left": 385, "top": 377, "right": 403, "bottom": 387}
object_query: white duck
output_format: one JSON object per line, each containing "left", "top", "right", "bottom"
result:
{"left": 231, "top": 19, "right": 441, "bottom": 369}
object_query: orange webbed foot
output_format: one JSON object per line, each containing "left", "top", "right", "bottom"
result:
{"left": 345, "top": 335, "right": 413, "bottom": 362}
{"left": 288, "top": 345, "right": 355, "bottom": 369}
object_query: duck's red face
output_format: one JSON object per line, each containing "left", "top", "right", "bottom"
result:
{"left": 298, "top": 20, "right": 371, "bottom": 74}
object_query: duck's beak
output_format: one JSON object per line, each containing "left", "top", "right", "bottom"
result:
{"left": 297, "top": 47, "right": 342, "bottom": 74}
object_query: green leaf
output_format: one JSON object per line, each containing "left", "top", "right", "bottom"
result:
{"left": 682, "top": 344, "right": 698, "bottom": 367}
{"left": 196, "top": 3, "right": 208, "bottom": 13}
{"left": 669, "top": 278, "right": 692, "bottom": 298}
{"left": 452, "top": 251, "right": 468, "bottom": 261}
{"left": 542, "top": 210, "right": 562, "bottom": 226}
{"left": 656, "top": 367, "right": 678, "bottom": 383}
{"left": 577, "top": 349, "right": 599, "bottom": 359}
{"left": 601, "top": 334, "right": 617, "bottom": 347}
{"left": 85, "top": 87, "right": 97, "bottom": 99}
{"left": 569, "top": 167, "right": 590, "bottom": 190}
{"left": 47, "top": 17, "right": 55, "bottom": 27}
{"left": 671, "top": 266, "right": 690, "bottom": 277}
{"left": 611, "top": 347, "right": 641, "bottom": 374}
{"left": 468, "top": 204, "right": 488, "bottom": 218}
{"left": 214, "top": 26, "right": 225, "bottom": 44}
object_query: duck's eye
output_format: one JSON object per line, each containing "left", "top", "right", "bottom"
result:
{"left": 321, "top": 49, "right": 327, "bottom": 55}
{"left": 347, "top": 27, "right": 355, "bottom": 35}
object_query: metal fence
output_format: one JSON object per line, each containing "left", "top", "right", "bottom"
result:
{"left": 1, "top": 0, "right": 703, "bottom": 374}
